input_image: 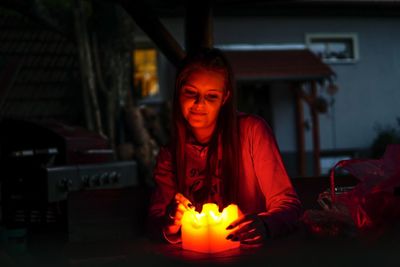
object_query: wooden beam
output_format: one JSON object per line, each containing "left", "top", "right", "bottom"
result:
{"left": 310, "top": 81, "right": 321, "bottom": 176}
{"left": 184, "top": 1, "right": 214, "bottom": 53}
{"left": 295, "top": 86, "right": 313, "bottom": 106}
{"left": 293, "top": 83, "right": 306, "bottom": 177}
{"left": 117, "top": 1, "right": 185, "bottom": 67}
{"left": 0, "top": 0, "right": 75, "bottom": 40}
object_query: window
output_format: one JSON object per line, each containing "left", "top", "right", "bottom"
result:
{"left": 133, "top": 48, "right": 160, "bottom": 99}
{"left": 320, "top": 149, "right": 356, "bottom": 175}
{"left": 305, "top": 33, "right": 359, "bottom": 64}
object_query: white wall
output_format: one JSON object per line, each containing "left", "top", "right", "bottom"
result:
{"left": 158, "top": 16, "right": 400, "bottom": 153}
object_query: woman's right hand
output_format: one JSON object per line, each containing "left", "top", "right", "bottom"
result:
{"left": 163, "top": 193, "right": 194, "bottom": 235}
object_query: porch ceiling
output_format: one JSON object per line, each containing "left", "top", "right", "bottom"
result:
{"left": 224, "top": 49, "right": 335, "bottom": 82}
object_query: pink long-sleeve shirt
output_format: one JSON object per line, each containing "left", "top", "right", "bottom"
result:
{"left": 148, "top": 113, "right": 302, "bottom": 240}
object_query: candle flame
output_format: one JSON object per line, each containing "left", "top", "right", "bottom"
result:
{"left": 183, "top": 203, "right": 237, "bottom": 227}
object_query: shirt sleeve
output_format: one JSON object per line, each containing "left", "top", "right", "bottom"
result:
{"left": 249, "top": 117, "right": 303, "bottom": 238}
{"left": 147, "top": 146, "right": 178, "bottom": 241}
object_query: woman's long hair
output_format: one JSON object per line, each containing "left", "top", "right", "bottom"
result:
{"left": 172, "top": 48, "right": 242, "bottom": 207}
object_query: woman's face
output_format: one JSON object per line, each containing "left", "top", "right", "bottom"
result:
{"left": 180, "top": 69, "right": 228, "bottom": 135}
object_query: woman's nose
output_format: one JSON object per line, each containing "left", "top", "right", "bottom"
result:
{"left": 194, "top": 95, "right": 206, "bottom": 105}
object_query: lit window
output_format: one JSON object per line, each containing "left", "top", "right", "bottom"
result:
{"left": 133, "top": 49, "right": 160, "bottom": 99}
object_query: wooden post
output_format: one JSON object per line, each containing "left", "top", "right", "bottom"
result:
{"left": 293, "top": 83, "right": 306, "bottom": 177}
{"left": 310, "top": 81, "right": 321, "bottom": 176}
{"left": 185, "top": 1, "right": 214, "bottom": 53}
{"left": 73, "top": 0, "right": 104, "bottom": 135}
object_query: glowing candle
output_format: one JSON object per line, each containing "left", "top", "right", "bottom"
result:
{"left": 181, "top": 203, "right": 240, "bottom": 253}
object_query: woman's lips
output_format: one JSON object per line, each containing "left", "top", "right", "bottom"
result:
{"left": 190, "top": 111, "right": 207, "bottom": 116}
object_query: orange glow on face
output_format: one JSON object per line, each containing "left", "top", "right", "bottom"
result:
{"left": 179, "top": 69, "right": 226, "bottom": 132}
{"left": 181, "top": 203, "right": 240, "bottom": 253}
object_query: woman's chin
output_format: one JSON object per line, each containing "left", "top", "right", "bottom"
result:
{"left": 188, "top": 121, "right": 207, "bottom": 129}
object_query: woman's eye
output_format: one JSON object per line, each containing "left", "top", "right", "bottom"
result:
{"left": 205, "top": 94, "right": 219, "bottom": 101}
{"left": 183, "top": 89, "right": 197, "bottom": 97}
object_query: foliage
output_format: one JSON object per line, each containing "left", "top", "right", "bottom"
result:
{"left": 371, "top": 117, "right": 400, "bottom": 158}
{"left": 41, "top": 0, "right": 73, "bottom": 10}
{"left": 0, "top": 6, "right": 23, "bottom": 16}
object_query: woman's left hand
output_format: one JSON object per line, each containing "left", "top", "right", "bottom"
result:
{"left": 225, "top": 214, "right": 269, "bottom": 245}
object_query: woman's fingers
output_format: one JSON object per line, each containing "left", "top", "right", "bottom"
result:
{"left": 227, "top": 220, "right": 255, "bottom": 241}
{"left": 226, "top": 214, "right": 253, "bottom": 229}
{"left": 168, "top": 202, "right": 188, "bottom": 224}
{"left": 240, "top": 228, "right": 257, "bottom": 240}
{"left": 173, "top": 203, "right": 186, "bottom": 220}
{"left": 226, "top": 214, "right": 268, "bottom": 244}
{"left": 167, "top": 193, "right": 192, "bottom": 218}
{"left": 164, "top": 194, "right": 192, "bottom": 236}
{"left": 240, "top": 235, "right": 263, "bottom": 245}
{"left": 175, "top": 193, "right": 194, "bottom": 210}
{"left": 239, "top": 229, "right": 262, "bottom": 242}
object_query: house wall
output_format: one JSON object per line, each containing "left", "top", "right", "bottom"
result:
{"left": 157, "top": 16, "right": 400, "bottom": 155}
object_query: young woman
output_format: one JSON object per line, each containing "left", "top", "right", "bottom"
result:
{"left": 148, "top": 48, "right": 302, "bottom": 245}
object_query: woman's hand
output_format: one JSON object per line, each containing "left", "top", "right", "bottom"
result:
{"left": 163, "top": 193, "right": 193, "bottom": 236}
{"left": 226, "top": 213, "right": 270, "bottom": 245}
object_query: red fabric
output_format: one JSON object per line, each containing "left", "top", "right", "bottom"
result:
{"left": 148, "top": 114, "right": 302, "bottom": 239}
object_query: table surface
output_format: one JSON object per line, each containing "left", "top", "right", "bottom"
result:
{"left": 1, "top": 226, "right": 400, "bottom": 267}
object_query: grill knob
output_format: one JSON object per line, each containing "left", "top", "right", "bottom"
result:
{"left": 110, "top": 171, "right": 119, "bottom": 184}
{"left": 101, "top": 172, "right": 110, "bottom": 185}
{"left": 91, "top": 175, "right": 101, "bottom": 186}
{"left": 58, "top": 178, "right": 72, "bottom": 192}
{"left": 81, "top": 175, "right": 90, "bottom": 188}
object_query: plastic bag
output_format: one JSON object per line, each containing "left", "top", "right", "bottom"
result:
{"left": 302, "top": 144, "right": 400, "bottom": 237}
{"left": 331, "top": 144, "right": 400, "bottom": 230}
